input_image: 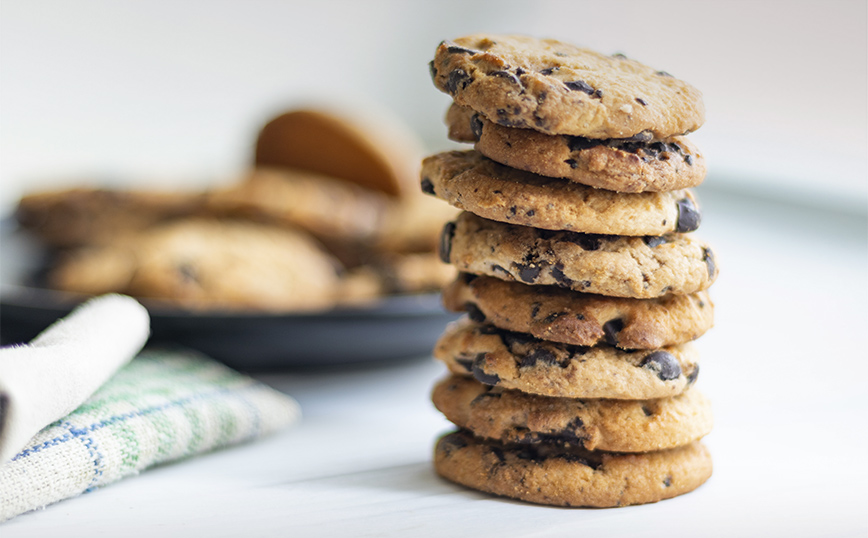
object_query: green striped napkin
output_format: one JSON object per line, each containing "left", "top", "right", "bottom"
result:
{"left": 0, "top": 349, "right": 300, "bottom": 521}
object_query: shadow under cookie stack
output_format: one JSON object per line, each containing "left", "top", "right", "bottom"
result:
{"left": 422, "top": 34, "right": 719, "bottom": 507}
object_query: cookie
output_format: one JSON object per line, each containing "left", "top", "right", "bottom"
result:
{"left": 430, "top": 34, "right": 705, "bottom": 139}
{"left": 205, "top": 167, "right": 390, "bottom": 243}
{"left": 434, "top": 318, "right": 699, "bottom": 400}
{"left": 254, "top": 107, "right": 423, "bottom": 197}
{"left": 15, "top": 188, "right": 204, "bottom": 247}
{"left": 421, "top": 151, "right": 701, "bottom": 236}
{"left": 51, "top": 219, "right": 343, "bottom": 312}
{"left": 441, "top": 212, "right": 717, "bottom": 299}
{"left": 432, "top": 376, "right": 712, "bottom": 453}
{"left": 338, "top": 252, "right": 458, "bottom": 304}
{"left": 445, "top": 104, "right": 706, "bottom": 193}
{"left": 434, "top": 430, "right": 712, "bottom": 507}
{"left": 442, "top": 274, "right": 714, "bottom": 349}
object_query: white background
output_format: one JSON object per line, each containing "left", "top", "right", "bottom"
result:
{"left": 1, "top": 0, "right": 866, "bottom": 211}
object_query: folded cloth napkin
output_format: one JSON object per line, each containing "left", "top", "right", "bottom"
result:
{"left": 0, "top": 294, "right": 150, "bottom": 463}
{"left": 0, "top": 348, "right": 301, "bottom": 521}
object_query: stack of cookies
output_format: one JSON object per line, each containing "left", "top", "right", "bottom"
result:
{"left": 422, "top": 34, "right": 718, "bottom": 507}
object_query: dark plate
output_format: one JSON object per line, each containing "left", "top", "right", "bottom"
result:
{"left": 0, "top": 224, "right": 458, "bottom": 370}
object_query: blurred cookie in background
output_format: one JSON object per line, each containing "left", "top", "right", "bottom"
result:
{"left": 51, "top": 219, "right": 343, "bottom": 312}
{"left": 15, "top": 188, "right": 205, "bottom": 248}
{"left": 15, "top": 105, "right": 456, "bottom": 311}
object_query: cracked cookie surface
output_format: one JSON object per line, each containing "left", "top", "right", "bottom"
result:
{"left": 432, "top": 375, "right": 713, "bottom": 452}
{"left": 430, "top": 34, "right": 705, "bottom": 139}
{"left": 434, "top": 317, "right": 700, "bottom": 400}
{"left": 446, "top": 104, "right": 706, "bottom": 193}
{"left": 434, "top": 430, "right": 712, "bottom": 507}
{"left": 422, "top": 151, "right": 701, "bottom": 236}
{"left": 440, "top": 212, "right": 717, "bottom": 299}
{"left": 443, "top": 274, "right": 714, "bottom": 349}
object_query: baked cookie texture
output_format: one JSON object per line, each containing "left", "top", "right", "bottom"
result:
{"left": 443, "top": 274, "right": 713, "bottom": 349}
{"left": 426, "top": 34, "right": 715, "bottom": 508}
{"left": 432, "top": 376, "right": 712, "bottom": 452}
{"left": 446, "top": 104, "right": 706, "bottom": 193}
{"left": 441, "top": 212, "right": 717, "bottom": 299}
{"left": 434, "top": 430, "right": 712, "bottom": 508}
{"left": 434, "top": 318, "right": 699, "bottom": 400}
{"left": 430, "top": 34, "right": 705, "bottom": 139}
{"left": 422, "top": 150, "right": 701, "bottom": 235}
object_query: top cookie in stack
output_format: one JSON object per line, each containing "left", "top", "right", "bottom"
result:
{"left": 423, "top": 34, "right": 718, "bottom": 508}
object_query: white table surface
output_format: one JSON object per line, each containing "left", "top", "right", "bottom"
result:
{"left": 3, "top": 189, "right": 867, "bottom": 537}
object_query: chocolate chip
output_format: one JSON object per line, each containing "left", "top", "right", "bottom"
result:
{"left": 428, "top": 61, "right": 437, "bottom": 80}
{"left": 471, "top": 360, "right": 500, "bottom": 386}
{"left": 639, "top": 351, "right": 682, "bottom": 381}
{"left": 525, "top": 209, "right": 535, "bottom": 217}
{"left": 612, "top": 52, "right": 627, "bottom": 59}
{"left": 445, "top": 69, "right": 471, "bottom": 94}
{"left": 564, "top": 158, "right": 578, "bottom": 169}
{"left": 656, "top": 71, "right": 673, "bottom": 77}
{"left": 470, "top": 114, "right": 484, "bottom": 140}
{"left": 498, "top": 329, "right": 534, "bottom": 349}
{"left": 564, "top": 80, "right": 596, "bottom": 95}
{"left": 520, "top": 348, "right": 558, "bottom": 368}
{"left": 676, "top": 197, "right": 701, "bottom": 233}
{"left": 465, "top": 302, "right": 486, "bottom": 323}
{"left": 684, "top": 154, "right": 694, "bottom": 165}
{"left": 543, "top": 311, "right": 565, "bottom": 323}
{"left": 686, "top": 364, "right": 700, "bottom": 385}
{"left": 625, "top": 130, "right": 654, "bottom": 143}
{"left": 454, "top": 357, "right": 474, "bottom": 372}
{"left": 539, "top": 67, "right": 559, "bottom": 75}
{"left": 530, "top": 302, "right": 541, "bottom": 318}
{"left": 643, "top": 235, "right": 668, "bottom": 248}
{"left": 508, "top": 206, "right": 517, "bottom": 216}
{"left": 641, "top": 405, "right": 653, "bottom": 417}
{"left": 635, "top": 97, "right": 648, "bottom": 106}
{"left": 420, "top": 177, "right": 435, "bottom": 195}
{"left": 663, "top": 475, "right": 673, "bottom": 487}
{"left": 514, "top": 262, "right": 543, "bottom": 283}
{"left": 445, "top": 43, "right": 478, "bottom": 55}
{"left": 441, "top": 432, "right": 468, "bottom": 450}
{"left": 567, "top": 135, "right": 604, "bottom": 152}
{"left": 490, "top": 70, "right": 521, "bottom": 85}
{"left": 438, "top": 221, "right": 456, "bottom": 263}
{"left": 703, "top": 248, "right": 716, "bottom": 278}
{"left": 603, "top": 319, "right": 625, "bottom": 346}
{"left": 551, "top": 263, "right": 573, "bottom": 287}
{"left": 515, "top": 67, "right": 526, "bottom": 76}
{"left": 592, "top": 89, "right": 603, "bottom": 99}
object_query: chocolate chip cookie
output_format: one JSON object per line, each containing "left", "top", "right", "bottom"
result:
{"left": 433, "top": 376, "right": 712, "bottom": 452}
{"left": 441, "top": 212, "right": 717, "bottom": 299}
{"left": 434, "top": 430, "right": 712, "bottom": 507}
{"left": 446, "top": 104, "right": 706, "bottom": 193}
{"left": 51, "top": 219, "right": 343, "bottom": 311}
{"left": 434, "top": 318, "right": 699, "bottom": 400}
{"left": 205, "top": 167, "right": 391, "bottom": 243}
{"left": 422, "top": 150, "right": 701, "bottom": 236}
{"left": 443, "top": 274, "right": 714, "bottom": 349}
{"left": 430, "top": 34, "right": 705, "bottom": 139}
